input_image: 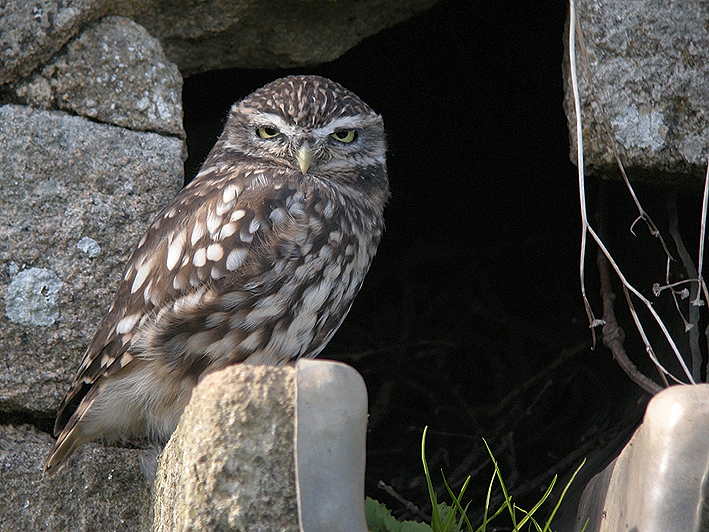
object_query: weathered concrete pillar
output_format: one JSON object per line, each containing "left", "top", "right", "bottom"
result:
{"left": 575, "top": 384, "right": 709, "bottom": 532}
{"left": 152, "top": 359, "right": 369, "bottom": 532}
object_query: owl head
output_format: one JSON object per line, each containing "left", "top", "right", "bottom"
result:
{"left": 218, "top": 75, "right": 387, "bottom": 182}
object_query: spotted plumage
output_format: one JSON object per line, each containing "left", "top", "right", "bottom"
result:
{"left": 44, "top": 75, "right": 389, "bottom": 476}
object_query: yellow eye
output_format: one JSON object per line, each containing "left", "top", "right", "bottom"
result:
{"left": 257, "top": 126, "right": 281, "bottom": 139}
{"left": 331, "top": 129, "right": 357, "bottom": 143}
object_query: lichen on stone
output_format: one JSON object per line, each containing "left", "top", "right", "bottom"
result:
{"left": 4, "top": 267, "right": 63, "bottom": 326}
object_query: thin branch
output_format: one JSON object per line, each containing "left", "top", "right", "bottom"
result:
{"left": 569, "top": 0, "right": 605, "bottom": 346}
{"left": 667, "top": 194, "right": 702, "bottom": 381}
{"left": 589, "top": 222, "right": 695, "bottom": 383}
{"left": 376, "top": 480, "right": 427, "bottom": 521}
{"left": 622, "top": 286, "right": 675, "bottom": 387}
{"left": 696, "top": 148, "right": 709, "bottom": 286}
{"left": 699, "top": 160, "right": 709, "bottom": 379}
{"left": 569, "top": 0, "right": 695, "bottom": 385}
{"left": 653, "top": 279, "right": 699, "bottom": 297}
{"left": 574, "top": 13, "right": 674, "bottom": 262}
{"left": 596, "top": 235, "right": 662, "bottom": 394}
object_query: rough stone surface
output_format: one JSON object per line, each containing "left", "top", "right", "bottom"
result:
{"left": 152, "top": 365, "right": 299, "bottom": 532}
{"left": 120, "top": 0, "right": 440, "bottom": 76}
{"left": 0, "top": 423, "right": 150, "bottom": 532}
{"left": 0, "top": 104, "right": 185, "bottom": 414}
{"left": 564, "top": 0, "right": 709, "bottom": 184}
{"left": 0, "top": 0, "right": 108, "bottom": 85}
{"left": 0, "top": 1, "right": 439, "bottom": 84}
{"left": 12, "top": 16, "right": 184, "bottom": 138}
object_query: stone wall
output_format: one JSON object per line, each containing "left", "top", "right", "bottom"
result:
{"left": 0, "top": 2, "right": 437, "bottom": 529}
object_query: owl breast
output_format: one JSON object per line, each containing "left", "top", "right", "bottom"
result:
{"left": 125, "top": 164, "right": 384, "bottom": 379}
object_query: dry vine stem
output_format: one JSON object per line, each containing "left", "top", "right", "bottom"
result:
{"left": 568, "top": 0, "right": 698, "bottom": 386}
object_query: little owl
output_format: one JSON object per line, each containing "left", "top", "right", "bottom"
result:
{"left": 44, "top": 75, "right": 389, "bottom": 475}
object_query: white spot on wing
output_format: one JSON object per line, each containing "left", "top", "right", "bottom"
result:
{"left": 123, "top": 263, "right": 134, "bottom": 281}
{"left": 166, "top": 232, "right": 186, "bottom": 270}
{"left": 269, "top": 207, "right": 289, "bottom": 226}
{"left": 218, "top": 223, "right": 238, "bottom": 240}
{"left": 216, "top": 201, "right": 233, "bottom": 217}
{"left": 144, "top": 279, "right": 153, "bottom": 303}
{"left": 116, "top": 313, "right": 140, "bottom": 334}
{"left": 207, "top": 212, "right": 222, "bottom": 234}
{"left": 191, "top": 222, "right": 205, "bottom": 246}
{"left": 240, "top": 226, "right": 254, "bottom": 243}
{"left": 211, "top": 265, "right": 223, "bottom": 279}
{"left": 230, "top": 209, "right": 246, "bottom": 222}
{"left": 193, "top": 248, "right": 207, "bottom": 267}
{"left": 222, "top": 184, "right": 240, "bottom": 203}
{"left": 131, "top": 259, "right": 154, "bottom": 294}
{"left": 226, "top": 248, "right": 247, "bottom": 270}
{"left": 206, "top": 243, "right": 224, "bottom": 261}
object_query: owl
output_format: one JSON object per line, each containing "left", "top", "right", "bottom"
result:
{"left": 44, "top": 75, "right": 389, "bottom": 476}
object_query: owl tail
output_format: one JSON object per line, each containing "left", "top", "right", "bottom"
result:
{"left": 44, "top": 386, "right": 99, "bottom": 476}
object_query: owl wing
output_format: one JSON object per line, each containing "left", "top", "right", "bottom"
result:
{"left": 52, "top": 160, "right": 301, "bottom": 437}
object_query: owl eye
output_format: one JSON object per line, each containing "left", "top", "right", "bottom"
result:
{"left": 331, "top": 129, "right": 357, "bottom": 143}
{"left": 257, "top": 126, "right": 281, "bottom": 139}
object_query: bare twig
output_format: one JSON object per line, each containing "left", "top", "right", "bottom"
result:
{"left": 568, "top": 0, "right": 605, "bottom": 347}
{"left": 667, "top": 194, "right": 701, "bottom": 381}
{"left": 586, "top": 209, "right": 694, "bottom": 382}
{"left": 377, "top": 480, "right": 427, "bottom": 521}
{"left": 569, "top": 0, "right": 696, "bottom": 385}
{"left": 698, "top": 161, "right": 709, "bottom": 378}
{"left": 596, "top": 245, "right": 662, "bottom": 395}
{"left": 574, "top": 11, "right": 674, "bottom": 263}
{"left": 621, "top": 286, "right": 673, "bottom": 387}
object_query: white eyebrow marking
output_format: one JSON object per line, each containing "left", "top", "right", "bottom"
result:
{"left": 254, "top": 113, "right": 292, "bottom": 133}
{"left": 312, "top": 115, "right": 371, "bottom": 136}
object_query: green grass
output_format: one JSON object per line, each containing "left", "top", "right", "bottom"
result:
{"left": 366, "top": 427, "right": 587, "bottom": 532}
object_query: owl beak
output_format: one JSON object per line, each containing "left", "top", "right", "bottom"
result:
{"left": 296, "top": 143, "right": 314, "bottom": 174}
